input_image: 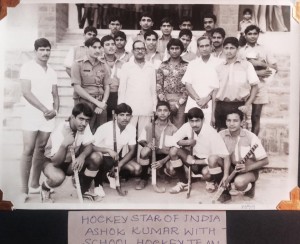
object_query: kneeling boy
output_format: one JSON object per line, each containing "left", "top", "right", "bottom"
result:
{"left": 41, "top": 103, "right": 101, "bottom": 202}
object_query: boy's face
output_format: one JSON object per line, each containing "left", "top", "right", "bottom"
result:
{"left": 168, "top": 45, "right": 182, "bottom": 59}
{"left": 188, "top": 118, "right": 204, "bottom": 133}
{"left": 115, "top": 36, "right": 126, "bottom": 49}
{"left": 156, "top": 105, "right": 170, "bottom": 121}
{"left": 84, "top": 31, "right": 97, "bottom": 41}
{"left": 140, "top": 17, "right": 153, "bottom": 31}
{"left": 243, "top": 12, "right": 252, "bottom": 21}
{"left": 35, "top": 46, "right": 51, "bottom": 62}
{"left": 103, "top": 39, "right": 116, "bottom": 55}
{"left": 145, "top": 34, "right": 157, "bottom": 51}
{"left": 245, "top": 29, "right": 259, "bottom": 45}
{"left": 179, "top": 21, "right": 193, "bottom": 30}
{"left": 117, "top": 112, "right": 132, "bottom": 128}
{"left": 72, "top": 113, "right": 90, "bottom": 132}
{"left": 161, "top": 22, "right": 173, "bottom": 36}
{"left": 212, "top": 32, "right": 224, "bottom": 48}
{"left": 203, "top": 18, "right": 215, "bottom": 32}
{"left": 109, "top": 20, "right": 122, "bottom": 35}
{"left": 226, "top": 113, "right": 242, "bottom": 132}
{"left": 223, "top": 43, "right": 238, "bottom": 60}
{"left": 88, "top": 42, "right": 102, "bottom": 58}
{"left": 180, "top": 35, "right": 191, "bottom": 50}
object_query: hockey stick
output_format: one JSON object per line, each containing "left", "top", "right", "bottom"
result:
{"left": 211, "top": 144, "right": 258, "bottom": 203}
{"left": 151, "top": 113, "right": 166, "bottom": 193}
{"left": 187, "top": 129, "right": 195, "bottom": 199}
{"left": 112, "top": 110, "right": 128, "bottom": 196}
{"left": 70, "top": 146, "right": 83, "bottom": 203}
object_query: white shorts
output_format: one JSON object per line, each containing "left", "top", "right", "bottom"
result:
{"left": 21, "top": 108, "right": 55, "bottom": 132}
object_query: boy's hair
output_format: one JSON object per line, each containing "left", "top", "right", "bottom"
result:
{"left": 156, "top": 100, "right": 171, "bottom": 111}
{"left": 132, "top": 40, "right": 145, "bottom": 50}
{"left": 223, "top": 37, "right": 239, "bottom": 48}
{"left": 167, "top": 38, "right": 184, "bottom": 52}
{"left": 140, "top": 12, "right": 153, "bottom": 21}
{"left": 34, "top": 38, "right": 51, "bottom": 51}
{"left": 187, "top": 107, "right": 204, "bottom": 120}
{"left": 179, "top": 29, "right": 193, "bottom": 39}
{"left": 244, "top": 25, "right": 260, "bottom": 34}
{"left": 243, "top": 8, "right": 252, "bottom": 16}
{"left": 84, "top": 26, "right": 98, "bottom": 36}
{"left": 108, "top": 15, "right": 122, "bottom": 25}
{"left": 211, "top": 27, "right": 226, "bottom": 38}
{"left": 179, "top": 16, "right": 192, "bottom": 25}
{"left": 115, "top": 103, "right": 133, "bottom": 115}
{"left": 85, "top": 37, "right": 101, "bottom": 47}
{"left": 226, "top": 109, "right": 244, "bottom": 121}
{"left": 114, "top": 31, "right": 127, "bottom": 41}
{"left": 144, "top": 30, "right": 158, "bottom": 41}
{"left": 160, "top": 17, "right": 173, "bottom": 27}
{"left": 203, "top": 12, "right": 217, "bottom": 23}
{"left": 100, "top": 35, "right": 115, "bottom": 47}
{"left": 72, "top": 103, "right": 93, "bottom": 118}
{"left": 197, "top": 36, "right": 212, "bottom": 46}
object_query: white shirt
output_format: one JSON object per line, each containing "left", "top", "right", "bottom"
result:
{"left": 93, "top": 121, "right": 136, "bottom": 155}
{"left": 44, "top": 121, "right": 94, "bottom": 162}
{"left": 182, "top": 56, "right": 221, "bottom": 122}
{"left": 171, "top": 122, "right": 229, "bottom": 159}
{"left": 20, "top": 60, "right": 57, "bottom": 113}
{"left": 118, "top": 60, "right": 157, "bottom": 116}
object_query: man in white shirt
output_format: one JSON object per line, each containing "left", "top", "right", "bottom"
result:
{"left": 19, "top": 38, "right": 59, "bottom": 202}
{"left": 182, "top": 36, "right": 221, "bottom": 126}
{"left": 92, "top": 103, "right": 141, "bottom": 197}
{"left": 118, "top": 40, "right": 157, "bottom": 162}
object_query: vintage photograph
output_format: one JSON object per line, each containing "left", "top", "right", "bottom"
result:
{"left": 0, "top": 1, "right": 297, "bottom": 210}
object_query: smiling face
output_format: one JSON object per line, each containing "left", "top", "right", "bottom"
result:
{"left": 103, "top": 39, "right": 116, "bottom": 55}
{"left": 88, "top": 41, "right": 102, "bottom": 59}
{"left": 35, "top": 46, "right": 51, "bottom": 63}
{"left": 226, "top": 113, "right": 242, "bottom": 133}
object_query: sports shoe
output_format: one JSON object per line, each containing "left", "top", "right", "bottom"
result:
{"left": 40, "top": 189, "right": 54, "bottom": 203}
{"left": 169, "top": 182, "right": 188, "bottom": 194}
{"left": 217, "top": 190, "right": 232, "bottom": 203}
{"left": 135, "top": 179, "right": 148, "bottom": 190}
{"left": 205, "top": 181, "right": 217, "bottom": 193}
{"left": 94, "top": 186, "right": 105, "bottom": 197}
{"left": 29, "top": 186, "right": 54, "bottom": 194}
{"left": 244, "top": 182, "right": 255, "bottom": 198}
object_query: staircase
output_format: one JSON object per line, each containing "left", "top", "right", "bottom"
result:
{"left": 2, "top": 29, "right": 290, "bottom": 168}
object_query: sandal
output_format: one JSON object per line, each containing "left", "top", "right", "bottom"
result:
{"left": 169, "top": 182, "right": 188, "bottom": 194}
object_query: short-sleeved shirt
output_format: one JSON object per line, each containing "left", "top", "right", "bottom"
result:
{"left": 93, "top": 121, "right": 136, "bottom": 155}
{"left": 145, "top": 51, "right": 163, "bottom": 70}
{"left": 219, "top": 129, "right": 267, "bottom": 164}
{"left": 64, "top": 44, "right": 87, "bottom": 69}
{"left": 156, "top": 57, "right": 188, "bottom": 101}
{"left": 20, "top": 60, "right": 58, "bottom": 111}
{"left": 182, "top": 56, "right": 221, "bottom": 113}
{"left": 71, "top": 56, "right": 111, "bottom": 99}
{"left": 171, "top": 122, "right": 229, "bottom": 159}
{"left": 215, "top": 58, "right": 259, "bottom": 102}
{"left": 138, "top": 120, "right": 178, "bottom": 152}
{"left": 44, "top": 121, "right": 94, "bottom": 163}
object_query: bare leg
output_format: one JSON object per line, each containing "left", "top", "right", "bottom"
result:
{"left": 30, "top": 131, "right": 50, "bottom": 189}
{"left": 20, "top": 130, "right": 38, "bottom": 194}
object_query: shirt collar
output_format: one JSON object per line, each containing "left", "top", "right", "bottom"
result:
{"left": 224, "top": 57, "right": 242, "bottom": 65}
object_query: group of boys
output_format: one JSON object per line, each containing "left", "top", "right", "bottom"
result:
{"left": 19, "top": 10, "right": 273, "bottom": 204}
